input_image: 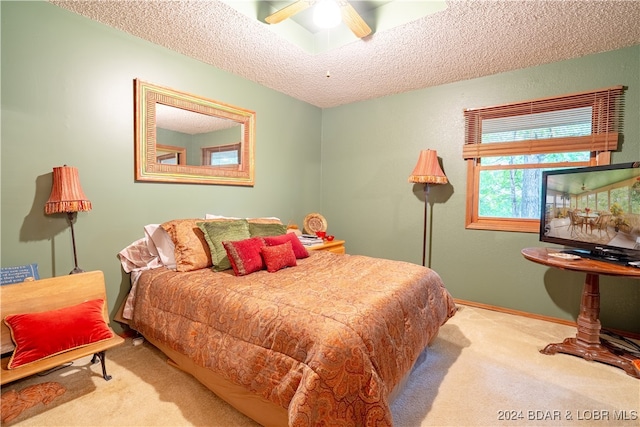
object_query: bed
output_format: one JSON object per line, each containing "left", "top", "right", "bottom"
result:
{"left": 119, "top": 218, "right": 456, "bottom": 426}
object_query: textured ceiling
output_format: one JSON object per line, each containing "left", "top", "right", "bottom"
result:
{"left": 50, "top": 0, "right": 640, "bottom": 108}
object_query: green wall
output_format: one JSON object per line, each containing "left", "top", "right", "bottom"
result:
{"left": 2, "top": 1, "right": 638, "bottom": 334}
{"left": 321, "top": 46, "right": 640, "bottom": 333}
{"left": 1, "top": 1, "right": 322, "bottom": 325}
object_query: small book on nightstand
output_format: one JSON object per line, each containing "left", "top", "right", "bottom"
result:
{"left": 298, "top": 235, "right": 324, "bottom": 246}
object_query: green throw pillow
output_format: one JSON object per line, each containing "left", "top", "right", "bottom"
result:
{"left": 249, "top": 222, "right": 287, "bottom": 237}
{"left": 198, "top": 220, "right": 251, "bottom": 271}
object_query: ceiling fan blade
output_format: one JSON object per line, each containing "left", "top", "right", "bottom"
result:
{"left": 340, "top": 2, "right": 372, "bottom": 38}
{"left": 265, "top": 1, "right": 313, "bottom": 25}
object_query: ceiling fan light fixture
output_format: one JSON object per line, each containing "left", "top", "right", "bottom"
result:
{"left": 313, "top": 0, "right": 341, "bottom": 29}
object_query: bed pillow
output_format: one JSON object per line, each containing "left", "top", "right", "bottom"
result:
{"left": 247, "top": 217, "right": 282, "bottom": 224}
{"left": 4, "top": 299, "right": 113, "bottom": 369}
{"left": 249, "top": 222, "right": 287, "bottom": 237}
{"left": 261, "top": 242, "right": 297, "bottom": 273}
{"left": 144, "top": 224, "right": 176, "bottom": 269}
{"left": 264, "top": 233, "right": 309, "bottom": 259}
{"left": 223, "top": 237, "right": 266, "bottom": 276}
{"left": 204, "top": 214, "right": 241, "bottom": 220}
{"left": 204, "top": 216, "right": 284, "bottom": 237}
{"left": 198, "top": 220, "right": 251, "bottom": 271}
{"left": 205, "top": 215, "right": 282, "bottom": 224}
{"left": 161, "top": 219, "right": 227, "bottom": 272}
{"left": 118, "top": 237, "right": 163, "bottom": 273}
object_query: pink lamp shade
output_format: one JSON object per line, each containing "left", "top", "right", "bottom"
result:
{"left": 408, "top": 150, "right": 448, "bottom": 185}
{"left": 45, "top": 166, "right": 92, "bottom": 215}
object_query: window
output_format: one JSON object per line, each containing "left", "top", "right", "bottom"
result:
{"left": 202, "top": 143, "right": 241, "bottom": 167}
{"left": 156, "top": 144, "right": 186, "bottom": 165}
{"left": 463, "top": 86, "right": 624, "bottom": 232}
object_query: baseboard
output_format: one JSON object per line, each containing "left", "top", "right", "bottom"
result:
{"left": 454, "top": 298, "right": 640, "bottom": 340}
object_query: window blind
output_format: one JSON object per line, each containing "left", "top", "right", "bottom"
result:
{"left": 463, "top": 86, "right": 624, "bottom": 159}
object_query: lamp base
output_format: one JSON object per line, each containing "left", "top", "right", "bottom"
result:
{"left": 66, "top": 212, "right": 84, "bottom": 275}
{"left": 422, "top": 183, "right": 430, "bottom": 267}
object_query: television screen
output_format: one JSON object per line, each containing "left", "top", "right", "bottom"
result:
{"left": 540, "top": 162, "right": 640, "bottom": 263}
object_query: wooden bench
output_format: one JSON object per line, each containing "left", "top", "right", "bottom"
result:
{"left": 1, "top": 270, "right": 124, "bottom": 385}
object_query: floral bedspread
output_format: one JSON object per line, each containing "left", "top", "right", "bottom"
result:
{"left": 131, "top": 251, "right": 456, "bottom": 426}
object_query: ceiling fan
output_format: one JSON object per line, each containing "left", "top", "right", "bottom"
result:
{"left": 265, "top": 0, "right": 373, "bottom": 39}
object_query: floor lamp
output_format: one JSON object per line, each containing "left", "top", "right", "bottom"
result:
{"left": 45, "top": 165, "right": 92, "bottom": 274}
{"left": 408, "top": 150, "right": 448, "bottom": 267}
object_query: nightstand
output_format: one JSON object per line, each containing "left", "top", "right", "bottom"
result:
{"left": 307, "top": 240, "right": 345, "bottom": 254}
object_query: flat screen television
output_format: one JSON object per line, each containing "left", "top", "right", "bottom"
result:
{"left": 540, "top": 161, "right": 640, "bottom": 264}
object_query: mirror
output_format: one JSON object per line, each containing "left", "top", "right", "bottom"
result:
{"left": 134, "top": 79, "right": 255, "bottom": 185}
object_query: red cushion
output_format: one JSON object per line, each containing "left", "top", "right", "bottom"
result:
{"left": 262, "top": 242, "right": 297, "bottom": 273}
{"left": 223, "top": 237, "right": 266, "bottom": 276}
{"left": 4, "top": 299, "right": 114, "bottom": 369}
{"left": 263, "top": 233, "right": 309, "bottom": 259}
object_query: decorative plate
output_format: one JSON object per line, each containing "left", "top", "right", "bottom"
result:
{"left": 303, "top": 213, "right": 328, "bottom": 234}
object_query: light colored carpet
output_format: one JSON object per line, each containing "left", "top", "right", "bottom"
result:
{"left": 2, "top": 305, "right": 638, "bottom": 426}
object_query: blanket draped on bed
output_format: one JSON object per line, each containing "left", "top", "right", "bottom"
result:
{"left": 131, "top": 252, "right": 456, "bottom": 426}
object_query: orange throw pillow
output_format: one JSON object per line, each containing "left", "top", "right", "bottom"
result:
{"left": 4, "top": 299, "right": 113, "bottom": 369}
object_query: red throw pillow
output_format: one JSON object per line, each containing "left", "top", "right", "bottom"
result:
{"left": 263, "top": 233, "right": 309, "bottom": 259}
{"left": 223, "top": 237, "right": 266, "bottom": 276}
{"left": 4, "top": 299, "right": 114, "bottom": 369}
{"left": 261, "top": 242, "right": 297, "bottom": 273}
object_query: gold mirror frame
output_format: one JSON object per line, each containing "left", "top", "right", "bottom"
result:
{"left": 134, "top": 79, "right": 255, "bottom": 185}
